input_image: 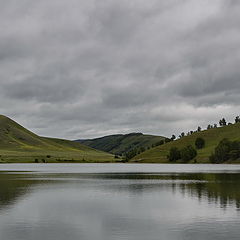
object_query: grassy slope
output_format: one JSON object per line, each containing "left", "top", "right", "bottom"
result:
{"left": 0, "top": 115, "right": 114, "bottom": 163}
{"left": 132, "top": 123, "right": 240, "bottom": 163}
{"left": 77, "top": 133, "right": 166, "bottom": 155}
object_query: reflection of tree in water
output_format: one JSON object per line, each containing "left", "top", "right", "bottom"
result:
{"left": 175, "top": 173, "right": 240, "bottom": 210}
{"left": 1, "top": 171, "right": 240, "bottom": 211}
{"left": 76, "top": 172, "right": 240, "bottom": 209}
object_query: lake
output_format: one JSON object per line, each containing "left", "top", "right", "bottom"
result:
{"left": 0, "top": 163, "right": 240, "bottom": 240}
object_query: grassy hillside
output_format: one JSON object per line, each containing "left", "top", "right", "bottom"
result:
{"left": 77, "top": 133, "right": 166, "bottom": 155}
{"left": 132, "top": 123, "right": 240, "bottom": 163}
{"left": 0, "top": 115, "right": 114, "bottom": 163}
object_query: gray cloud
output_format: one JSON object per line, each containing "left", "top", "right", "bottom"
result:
{"left": 0, "top": 0, "right": 240, "bottom": 139}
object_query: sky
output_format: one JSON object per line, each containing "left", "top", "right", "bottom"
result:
{"left": 0, "top": 0, "right": 240, "bottom": 139}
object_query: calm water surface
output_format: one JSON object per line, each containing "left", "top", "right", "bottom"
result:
{"left": 1, "top": 163, "right": 240, "bottom": 240}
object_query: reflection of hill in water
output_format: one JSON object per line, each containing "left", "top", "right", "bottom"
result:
{"left": 0, "top": 173, "right": 39, "bottom": 209}
{"left": 1, "top": 171, "right": 240, "bottom": 210}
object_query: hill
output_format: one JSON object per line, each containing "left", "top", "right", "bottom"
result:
{"left": 77, "top": 133, "right": 166, "bottom": 155}
{"left": 132, "top": 123, "right": 240, "bottom": 163}
{"left": 0, "top": 115, "right": 114, "bottom": 163}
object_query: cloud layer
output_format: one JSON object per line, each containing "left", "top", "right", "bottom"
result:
{"left": 0, "top": 0, "right": 240, "bottom": 139}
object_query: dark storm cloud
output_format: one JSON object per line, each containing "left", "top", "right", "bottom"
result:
{"left": 0, "top": 0, "right": 240, "bottom": 139}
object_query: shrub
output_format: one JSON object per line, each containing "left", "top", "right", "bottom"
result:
{"left": 168, "top": 145, "right": 197, "bottom": 162}
{"left": 195, "top": 138, "right": 205, "bottom": 149}
{"left": 155, "top": 140, "right": 165, "bottom": 146}
{"left": 165, "top": 138, "right": 171, "bottom": 143}
{"left": 229, "top": 150, "right": 240, "bottom": 160}
{"left": 168, "top": 147, "right": 181, "bottom": 162}
{"left": 210, "top": 139, "right": 240, "bottom": 163}
{"left": 125, "top": 148, "right": 138, "bottom": 161}
{"left": 180, "top": 145, "right": 197, "bottom": 162}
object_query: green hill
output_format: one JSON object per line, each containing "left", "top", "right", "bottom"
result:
{"left": 132, "top": 123, "right": 240, "bottom": 163}
{"left": 77, "top": 133, "right": 166, "bottom": 155}
{"left": 0, "top": 115, "right": 114, "bottom": 163}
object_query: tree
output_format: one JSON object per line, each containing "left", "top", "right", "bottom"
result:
{"left": 179, "top": 132, "right": 185, "bottom": 138}
{"left": 197, "top": 126, "right": 202, "bottom": 132}
{"left": 168, "top": 147, "right": 181, "bottom": 162}
{"left": 171, "top": 135, "right": 176, "bottom": 141}
{"left": 125, "top": 148, "right": 138, "bottom": 161}
{"left": 223, "top": 118, "right": 227, "bottom": 126}
{"left": 219, "top": 118, "right": 226, "bottom": 126}
{"left": 214, "top": 124, "right": 218, "bottom": 128}
{"left": 209, "top": 139, "right": 240, "bottom": 163}
{"left": 180, "top": 145, "right": 197, "bottom": 162}
{"left": 235, "top": 116, "right": 240, "bottom": 123}
{"left": 229, "top": 150, "right": 240, "bottom": 160}
{"left": 210, "top": 139, "right": 231, "bottom": 163}
{"left": 207, "top": 124, "right": 213, "bottom": 129}
{"left": 195, "top": 138, "right": 205, "bottom": 149}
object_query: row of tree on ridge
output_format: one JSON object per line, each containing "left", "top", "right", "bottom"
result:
{"left": 175, "top": 115, "right": 240, "bottom": 140}
{"left": 123, "top": 115, "right": 240, "bottom": 162}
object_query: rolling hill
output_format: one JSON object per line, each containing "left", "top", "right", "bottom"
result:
{"left": 77, "top": 133, "right": 166, "bottom": 155}
{"left": 0, "top": 115, "right": 114, "bottom": 163}
{"left": 132, "top": 123, "right": 240, "bottom": 163}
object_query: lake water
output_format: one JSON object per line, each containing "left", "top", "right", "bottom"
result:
{"left": 1, "top": 163, "right": 240, "bottom": 240}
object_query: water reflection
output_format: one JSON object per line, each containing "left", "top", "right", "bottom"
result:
{"left": 176, "top": 173, "right": 240, "bottom": 210}
{"left": 0, "top": 174, "right": 32, "bottom": 208}
{"left": 1, "top": 171, "right": 240, "bottom": 210}
{"left": 0, "top": 173, "right": 53, "bottom": 210}
{"left": 1, "top": 167, "right": 240, "bottom": 240}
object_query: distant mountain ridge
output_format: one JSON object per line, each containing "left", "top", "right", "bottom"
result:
{"left": 0, "top": 115, "right": 113, "bottom": 163}
{"left": 77, "top": 132, "right": 166, "bottom": 155}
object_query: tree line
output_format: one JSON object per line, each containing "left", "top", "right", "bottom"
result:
{"left": 176, "top": 115, "right": 240, "bottom": 140}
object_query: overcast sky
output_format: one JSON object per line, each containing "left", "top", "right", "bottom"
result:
{"left": 0, "top": 0, "right": 240, "bottom": 139}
